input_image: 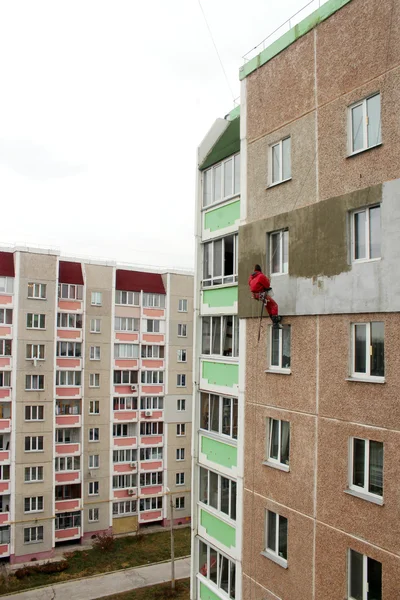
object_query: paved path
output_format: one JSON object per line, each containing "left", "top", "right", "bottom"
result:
{"left": 2, "top": 557, "right": 191, "bottom": 600}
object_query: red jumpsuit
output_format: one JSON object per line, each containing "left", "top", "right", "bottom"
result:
{"left": 248, "top": 271, "right": 279, "bottom": 317}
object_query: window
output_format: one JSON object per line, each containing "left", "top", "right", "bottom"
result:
{"left": 175, "top": 496, "right": 185, "bottom": 510}
{"left": 176, "top": 472, "right": 185, "bottom": 486}
{"left": 177, "top": 374, "right": 186, "bottom": 387}
{"left": 178, "top": 299, "right": 188, "bottom": 312}
{"left": 56, "top": 371, "right": 81, "bottom": 386}
{"left": 88, "top": 481, "right": 99, "bottom": 495}
{"left": 24, "top": 466, "right": 44, "bottom": 482}
{"left": 199, "top": 467, "right": 236, "bottom": 520}
{"left": 89, "top": 455, "right": 99, "bottom": 469}
{"left": 57, "top": 313, "right": 83, "bottom": 329}
{"left": 352, "top": 205, "right": 381, "bottom": 261}
{"left": 25, "top": 406, "right": 44, "bottom": 421}
{"left": 141, "top": 371, "right": 164, "bottom": 385}
{"left": 140, "top": 396, "right": 163, "bottom": 409}
{"left": 352, "top": 322, "right": 384, "bottom": 379}
{"left": 89, "top": 373, "right": 100, "bottom": 388}
{"left": 177, "top": 349, "right": 187, "bottom": 362}
{"left": 200, "top": 393, "right": 238, "bottom": 440}
{"left": 140, "top": 472, "right": 162, "bottom": 487}
{"left": 201, "top": 315, "right": 239, "bottom": 357}
{"left": 115, "top": 290, "right": 140, "bottom": 306}
{"left": 0, "top": 308, "right": 12, "bottom": 325}
{"left": 113, "top": 474, "right": 137, "bottom": 489}
{"left": 177, "top": 323, "right": 187, "bottom": 338}
{"left": 0, "top": 372, "right": 11, "bottom": 388}
{"left": 59, "top": 283, "right": 83, "bottom": 300}
{"left": 267, "top": 419, "right": 290, "bottom": 468}
{"left": 25, "top": 375, "right": 44, "bottom": 391}
{"left": 0, "top": 277, "right": 13, "bottom": 294}
{"left": 27, "top": 283, "right": 47, "bottom": 299}
{"left": 141, "top": 345, "right": 164, "bottom": 359}
{"left": 0, "top": 340, "right": 11, "bottom": 356}
{"left": 270, "top": 230, "right": 289, "bottom": 275}
{"left": 89, "top": 400, "right": 100, "bottom": 415}
{"left": 114, "top": 371, "right": 138, "bottom": 385}
{"left": 89, "top": 346, "right": 100, "bottom": 361}
{"left": 143, "top": 293, "right": 165, "bottom": 308}
{"left": 89, "top": 428, "right": 99, "bottom": 442}
{"left": 26, "top": 344, "right": 45, "bottom": 360}
{"left": 113, "top": 500, "right": 137, "bottom": 516}
{"left": 350, "top": 438, "right": 383, "bottom": 499}
{"left": 114, "top": 317, "right": 139, "bottom": 332}
{"left": 0, "top": 465, "right": 10, "bottom": 480}
{"left": 89, "top": 508, "right": 99, "bottom": 522}
{"left": 176, "top": 448, "right": 185, "bottom": 461}
{"left": 90, "top": 318, "right": 101, "bottom": 333}
{"left": 24, "top": 526, "right": 43, "bottom": 544}
{"left": 349, "top": 93, "right": 381, "bottom": 155}
{"left": 56, "top": 342, "right": 82, "bottom": 357}
{"left": 140, "top": 421, "right": 163, "bottom": 436}
{"left": 140, "top": 447, "right": 163, "bottom": 462}
{"left": 348, "top": 549, "right": 382, "bottom": 600}
{"left": 270, "top": 137, "right": 291, "bottom": 185}
{"left": 177, "top": 423, "right": 186, "bottom": 436}
{"left": 55, "top": 428, "right": 79, "bottom": 444}
{"left": 55, "top": 456, "right": 80, "bottom": 471}
{"left": 113, "top": 424, "right": 131, "bottom": 438}
{"left": 55, "top": 511, "right": 81, "bottom": 530}
{"left": 265, "top": 510, "right": 288, "bottom": 565}
{"left": 26, "top": 313, "right": 45, "bottom": 329}
{"left": 203, "top": 153, "right": 240, "bottom": 207}
{"left": 146, "top": 319, "right": 161, "bottom": 333}
{"left": 114, "top": 396, "right": 138, "bottom": 411}
{"left": 113, "top": 449, "right": 136, "bottom": 463}
{"left": 91, "top": 291, "right": 102, "bottom": 306}
{"left": 114, "top": 344, "right": 139, "bottom": 359}
{"left": 0, "top": 527, "right": 10, "bottom": 544}
{"left": 24, "top": 496, "right": 44, "bottom": 513}
{"left": 203, "top": 235, "right": 238, "bottom": 288}
{"left": 198, "top": 539, "right": 236, "bottom": 600}
{"left": 140, "top": 497, "right": 162, "bottom": 511}
{"left": 177, "top": 399, "right": 186, "bottom": 412}
{"left": 270, "top": 326, "right": 291, "bottom": 371}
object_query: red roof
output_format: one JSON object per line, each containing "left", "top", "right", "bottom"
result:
{"left": 0, "top": 252, "right": 15, "bottom": 277}
{"left": 116, "top": 270, "right": 165, "bottom": 294}
{"left": 59, "top": 261, "right": 84, "bottom": 285}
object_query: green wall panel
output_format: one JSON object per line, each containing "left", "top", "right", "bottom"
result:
{"left": 200, "top": 509, "right": 236, "bottom": 549}
{"left": 204, "top": 200, "right": 240, "bottom": 233}
{"left": 202, "top": 286, "right": 238, "bottom": 309}
{"left": 201, "top": 436, "right": 237, "bottom": 469}
{"left": 200, "top": 582, "right": 221, "bottom": 600}
{"left": 202, "top": 361, "right": 238, "bottom": 388}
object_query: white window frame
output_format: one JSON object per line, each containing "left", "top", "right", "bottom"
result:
{"left": 202, "top": 234, "right": 239, "bottom": 287}
{"left": 348, "top": 549, "right": 382, "bottom": 600}
{"left": 178, "top": 324, "right": 187, "bottom": 338}
{"left": 146, "top": 319, "right": 161, "bottom": 333}
{"left": 89, "top": 508, "right": 99, "bottom": 522}
{"left": 57, "top": 313, "right": 83, "bottom": 329}
{"left": 89, "top": 373, "right": 100, "bottom": 388}
{"left": 90, "top": 346, "right": 101, "bottom": 360}
{"left": 143, "top": 293, "right": 165, "bottom": 308}
{"left": 177, "top": 423, "right": 186, "bottom": 436}
{"left": 25, "top": 375, "right": 45, "bottom": 391}
{"left": 24, "top": 496, "right": 44, "bottom": 513}
{"left": 88, "top": 481, "right": 99, "bottom": 496}
{"left": 25, "top": 405, "right": 44, "bottom": 421}
{"left": 89, "top": 400, "right": 100, "bottom": 415}
{"left": 0, "top": 339, "right": 11, "bottom": 357}
{"left": 114, "top": 317, "right": 139, "bottom": 332}
{"left": 140, "top": 447, "right": 163, "bottom": 461}
{"left": 56, "top": 342, "right": 82, "bottom": 358}
{"left": 269, "top": 325, "right": 291, "bottom": 372}
{"left": 91, "top": 291, "right": 102, "bottom": 306}
{"left": 202, "top": 153, "right": 240, "bottom": 208}
{"left": 114, "top": 370, "right": 138, "bottom": 385}
{"left": 176, "top": 472, "right": 185, "bottom": 486}
{"left": 115, "top": 290, "right": 140, "bottom": 306}
{"left": 348, "top": 93, "right": 381, "bottom": 156}
{"left": 55, "top": 456, "right": 80, "bottom": 472}
{"left": 351, "top": 322, "right": 385, "bottom": 381}
{"left": 177, "top": 349, "right": 187, "bottom": 363}
{"left": 264, "top": 509, "right": 288, "bottom": 567}
{"left": 177, "top": 374, "right": 186, "bottom": 388}
{"left": 178, "top": 299, "right": 188, "bottom": 312}
{"left": 0, "top": 465, "right": 10, "bottom": 481}
{"left": 269, "top": 229, "right": 289, "bottom": 275}
{"left": 113, "top": 500, "right": 137, "bottom": 516}
{"left": 115, "top": 344, "right": 139, "bottom": 359}
{"left": 201, "top": 315, "right": 239, "bottom": 358}
{"left": 24, "top": 466, "right": 44, "bottom": 482}
{"left": 24, "top": 526, "right": 44, "bottom": 544}
{"left": 199, "top": 467, "right": 237, "bottom": 521}
{"left": 89, "top": 428, "right": 99, "bottom": 442}
{"left": 269, "top": 137, "right": 291, "bottom": 186}
{"left": 58, "top": 283, "right": 83, "bottom": 300}
{"left": 0, "top": 371, "right": 11, "bottom": 388}
{"left": 140, "top": 421, "right": 163, "bottom": 436}
{"left": 90, "top": 318, "right": 101, "bottom": 333}
{"left": 352, "top": 205, "right": 381, "bottom": 262}
{"left": 175, "top": 496, "right": 185, "bottom": 510}
{"left": 176, "top": 448, "right": 185, "bottom": 461}
{"left": 26, "top": 343, "right": 45, "bottom": 360}
{"left": 56, "top": 371, "right": 81, "bottom": 387}
{"left": 0, "top": 308, "right": 12, "bottom": 325}
{"left": 26, "top": 313, "right": 45, "bottom": 330}
{"left": 198, "top": 539, "right": 236, "bottom": 599}
{"left": 266, "top": 418, "right": 290, "bottom": 470}
{"left": 27, "top": 283, "right": 47, "bottom": 300}
{"left": 89, "top": 454, "right": 100, "bottom": 469}
{"left": 200, "top": 393, "right": 238, "bottom": 440}
{"left": 0, "top": 277, "right": 13, "bottom": 294}
{"left": 349, "top": 437, "right": 383, "bottom": 501}
{"left": 177, "top": 399, "right": 186, "bottom": 412}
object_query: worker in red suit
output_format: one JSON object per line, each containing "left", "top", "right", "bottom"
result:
{"left": 248, "top": 264, "right": 282, "bottom": 328}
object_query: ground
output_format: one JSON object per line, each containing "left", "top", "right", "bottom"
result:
{"left": 98, "top": 578, "right": 190, "bottom": 600}
{"left": 0, "top": 528, "right": 190, "bottom": 596}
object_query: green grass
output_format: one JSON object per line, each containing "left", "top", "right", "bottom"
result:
{"left": 98, "top": 578, "right": 190, "bottom": 600}
{"left": 0, "top": 528, "right": 191, "bottom": 596}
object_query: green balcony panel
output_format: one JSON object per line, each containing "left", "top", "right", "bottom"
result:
{"left": 200, "top": 509, "right": 236, "bottom": 549}
{"left": 200, "top": 582, "right": 221, "bottom": 600}
{"left": 204, "top": 200, "right": 240, "bottom": 233}
{"left": 202, "top": 361, "right": 238, "bottom": 389}
{"left": 203, "top": 286, "right": 238, "bottom": 309}
{"left": 201, "top": 435, "right": 237, "bottom": 469}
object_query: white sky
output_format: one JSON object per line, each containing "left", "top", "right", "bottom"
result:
{"left": 0, "top": 0, "right": 318, "bottom": 269}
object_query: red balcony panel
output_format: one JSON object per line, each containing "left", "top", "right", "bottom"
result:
{"left": 141, "top": 385, "right": 163, "bottom": 394}
{"left": 58, "top": 300, "right": 82, "bottom": 311}
{"left": 0, "top": 512, "right": 9, "bottom": 525}
{"left": 141, "top": 485, "right": 163, "bottom": 496}
{"left": 55, "top": 527, "right": 80, "bottom": 541}
{"left": 140, "top": 436, "right": 163, "bottom": 446}
{"left": 0, "top": 482, "right": 10, "bottom": 494}
{"left": 113, "top": 437, "right": 137, "bottom": 448}
{"left": 140, "top": 410, "right": 163, "bottom": 420}
{"left": 0, "top": 296, "right": 12, "bottom": 306}
{"left": 0, "top": 358, "right": 10, "bottom": 369}
{"left": 0, "top": 419, "right": 11, "bottom": 432}
{"left": 113, "top": 411, "right": 137, "bottom": 422}
{"left": 56, "top": 387, "right": 81, "bottom": 398}
{"left": 55, "top": 471, "right": 80, "bottom": 484}
{"left": 56, "top": 443, "right": 80, "bottom": 456}
{"left": 142, "top": 359, "right": 164, "bottom": 369}
{"left": 140, "top": 460, "right": 162, "bottom": 471}
{"left": 113, "top": 489, "right": 137, "bottom": 499}
{"left": 116, "top": 332, "right": 139, "bottom": 342}
{"left": 142, "top": 334, "right": 164, "bottom": 344}
{"left": 113, "top": 464, "right": 136, "bottom": 474}
{"left": 0, "top": 544, "right": 9, "bottom": 558}
{"left": 143, "top": 308, "right": 165, "bottom": 318}
{"left": 0, "top": 390, "right": 11, "bottom": 400}
{"left": 140, "top": 510, "right": 162, "bottom": 522}
{"left": 57, "top": 329, "right": 81, "bottom": 340}
{"left": 55, "top": 499, "right": 80, "bottom": 512}
{"left": 0, "top": 327, "right": 11, "bottom": 337}
{"left": 114, "top": 385, "right": 137, "bottom": 395}
{"left": 115, "top": 359, "right": 138, "bottom": 369}
{"left": 56, "top": 415, "right": 81, "bottom": 427}
{"left": 0, "top": 451, "right": 10, "bottom": 464}
{"left": 56, "top": 358, "right": 81, "bottom": 369}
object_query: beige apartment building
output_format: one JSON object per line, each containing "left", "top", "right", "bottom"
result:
{"left": 237, "top": 0, "right": 400, "bottom": 598}
{"left": 0, "top": 247, "right": 192, "bottom": 563}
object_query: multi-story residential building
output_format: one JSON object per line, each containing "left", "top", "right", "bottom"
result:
{"left": 191, "top": 109, "right": 243, "bottom": 600}
{"left": 0, "top": 248, "right": 192, "bottom": 563}
{"left": 237, "top": 0, "right": 400, "bottom": 598}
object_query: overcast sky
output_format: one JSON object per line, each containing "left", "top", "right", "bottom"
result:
{"left": 0, "top": 0, "right": 322, "bottom": 270}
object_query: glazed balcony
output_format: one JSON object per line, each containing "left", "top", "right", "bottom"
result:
{"left": 55, "top": 484, "right": 81, "bottom": 512}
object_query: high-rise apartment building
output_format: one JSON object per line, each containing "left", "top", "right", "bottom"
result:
{"left": 191, "top": 109, "right": 243, "bottom": 600}
{"left": 0, "top": 248, "right": 193, "bottom": 563}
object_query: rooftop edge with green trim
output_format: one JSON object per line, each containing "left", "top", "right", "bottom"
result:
{"left": 239, "top": 0, "right": 353, "bottom": 80}
{"left": 200, "top": 116, "right": 240, "bottom": 171}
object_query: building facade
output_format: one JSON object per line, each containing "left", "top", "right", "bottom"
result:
{"left": 0, "top": 248, "right": 193, "bottom": 563}
{"left": 239, "top": 0, "right": 400, "bottom": 598}
{"left": 191, "top": 109, "right": 243, "bottom": 600}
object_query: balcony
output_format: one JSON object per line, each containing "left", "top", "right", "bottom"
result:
{"left": 141, "top": 333, "right": 165, "bottom": 345}
{"left": 139, "top": 485, "right": 163, "bottom": 496}
{"left": 0, "top": 419, "right": 11, "bottom": 433}
{"left": 140, "top": 410, "right": 163, "bottom": 421}
{"left": 0, "top": 481, "right": 10, "bottom": 495}
{"left": 55, "top": 442, "right": 81, "bottom": 456}
{"left": 0, "top": 512, "right": 9, "bottom": 526}
{"left": 142, "top": 307, "right": 165, "bottom": 319}
{"left": 113, "top": 410, "right": 137, "bottom": 423}
{"left": 140, "top": 435, "right": 163, "bottom": 447}
{"left": 55, "top": 470, "right": 81, "bottom": 485}
{"left": 56, "top": 414, "right": 81, "bottom": 427}
{"left": 0, "top": 357, "right": 11, "bottom": 369}
{"left": 0, "top": 389, "right": 11, "bottom": 401}
{"left": 57, "top": 329, "right": 82, "bottom": 341}
{"left": 58, "top": 299, "right": 83, "bottom": 312}
{"left": 55, "top": 511, "right": 81, "bottom": 541}
{"left": 113, "top": 462, "right": 137, "bottom": 475}
{"left": 56, "top": 358, "right": 81, "bottom": 369}
{"left": 56, "top": 387, "right": 81, "bottom": 399}
{"left": 139, "top": 510, "right": 163, "bottom": 524}
{"left": 115, "top": 332, "right": 139, "bottom": 343}
{"left": 114, "top": 359, "right": 138, "bottom": 369}
{"left": 113, "top": 486, "right": 137, "bottom": 500}
{"left": 55, "top": 484, "right": 81, "bottom": 512}
{"left": 113, "top": 436, "right": 137, "bottom": 449}
{"left": 139, "top": 460, "right": 163, "bottom": 472}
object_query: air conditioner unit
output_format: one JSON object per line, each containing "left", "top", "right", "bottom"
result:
{"left": 33, "top": 357, "right": 38, "bottom": 368}
{"left": 131, "top": 385, "right": 137, "bottom": 392}
{"left": 127, "top": 488, "right": 135, "bottom": 496}
{"left": 130, "top": 462, "right": 136, "bottom": 468}
{"left": 145, "top": 410, "right": 152, "bottom": 417}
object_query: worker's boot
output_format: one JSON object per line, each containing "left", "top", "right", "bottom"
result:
{"left": 271, "top": 315, "right": 283, "bottom": 330}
